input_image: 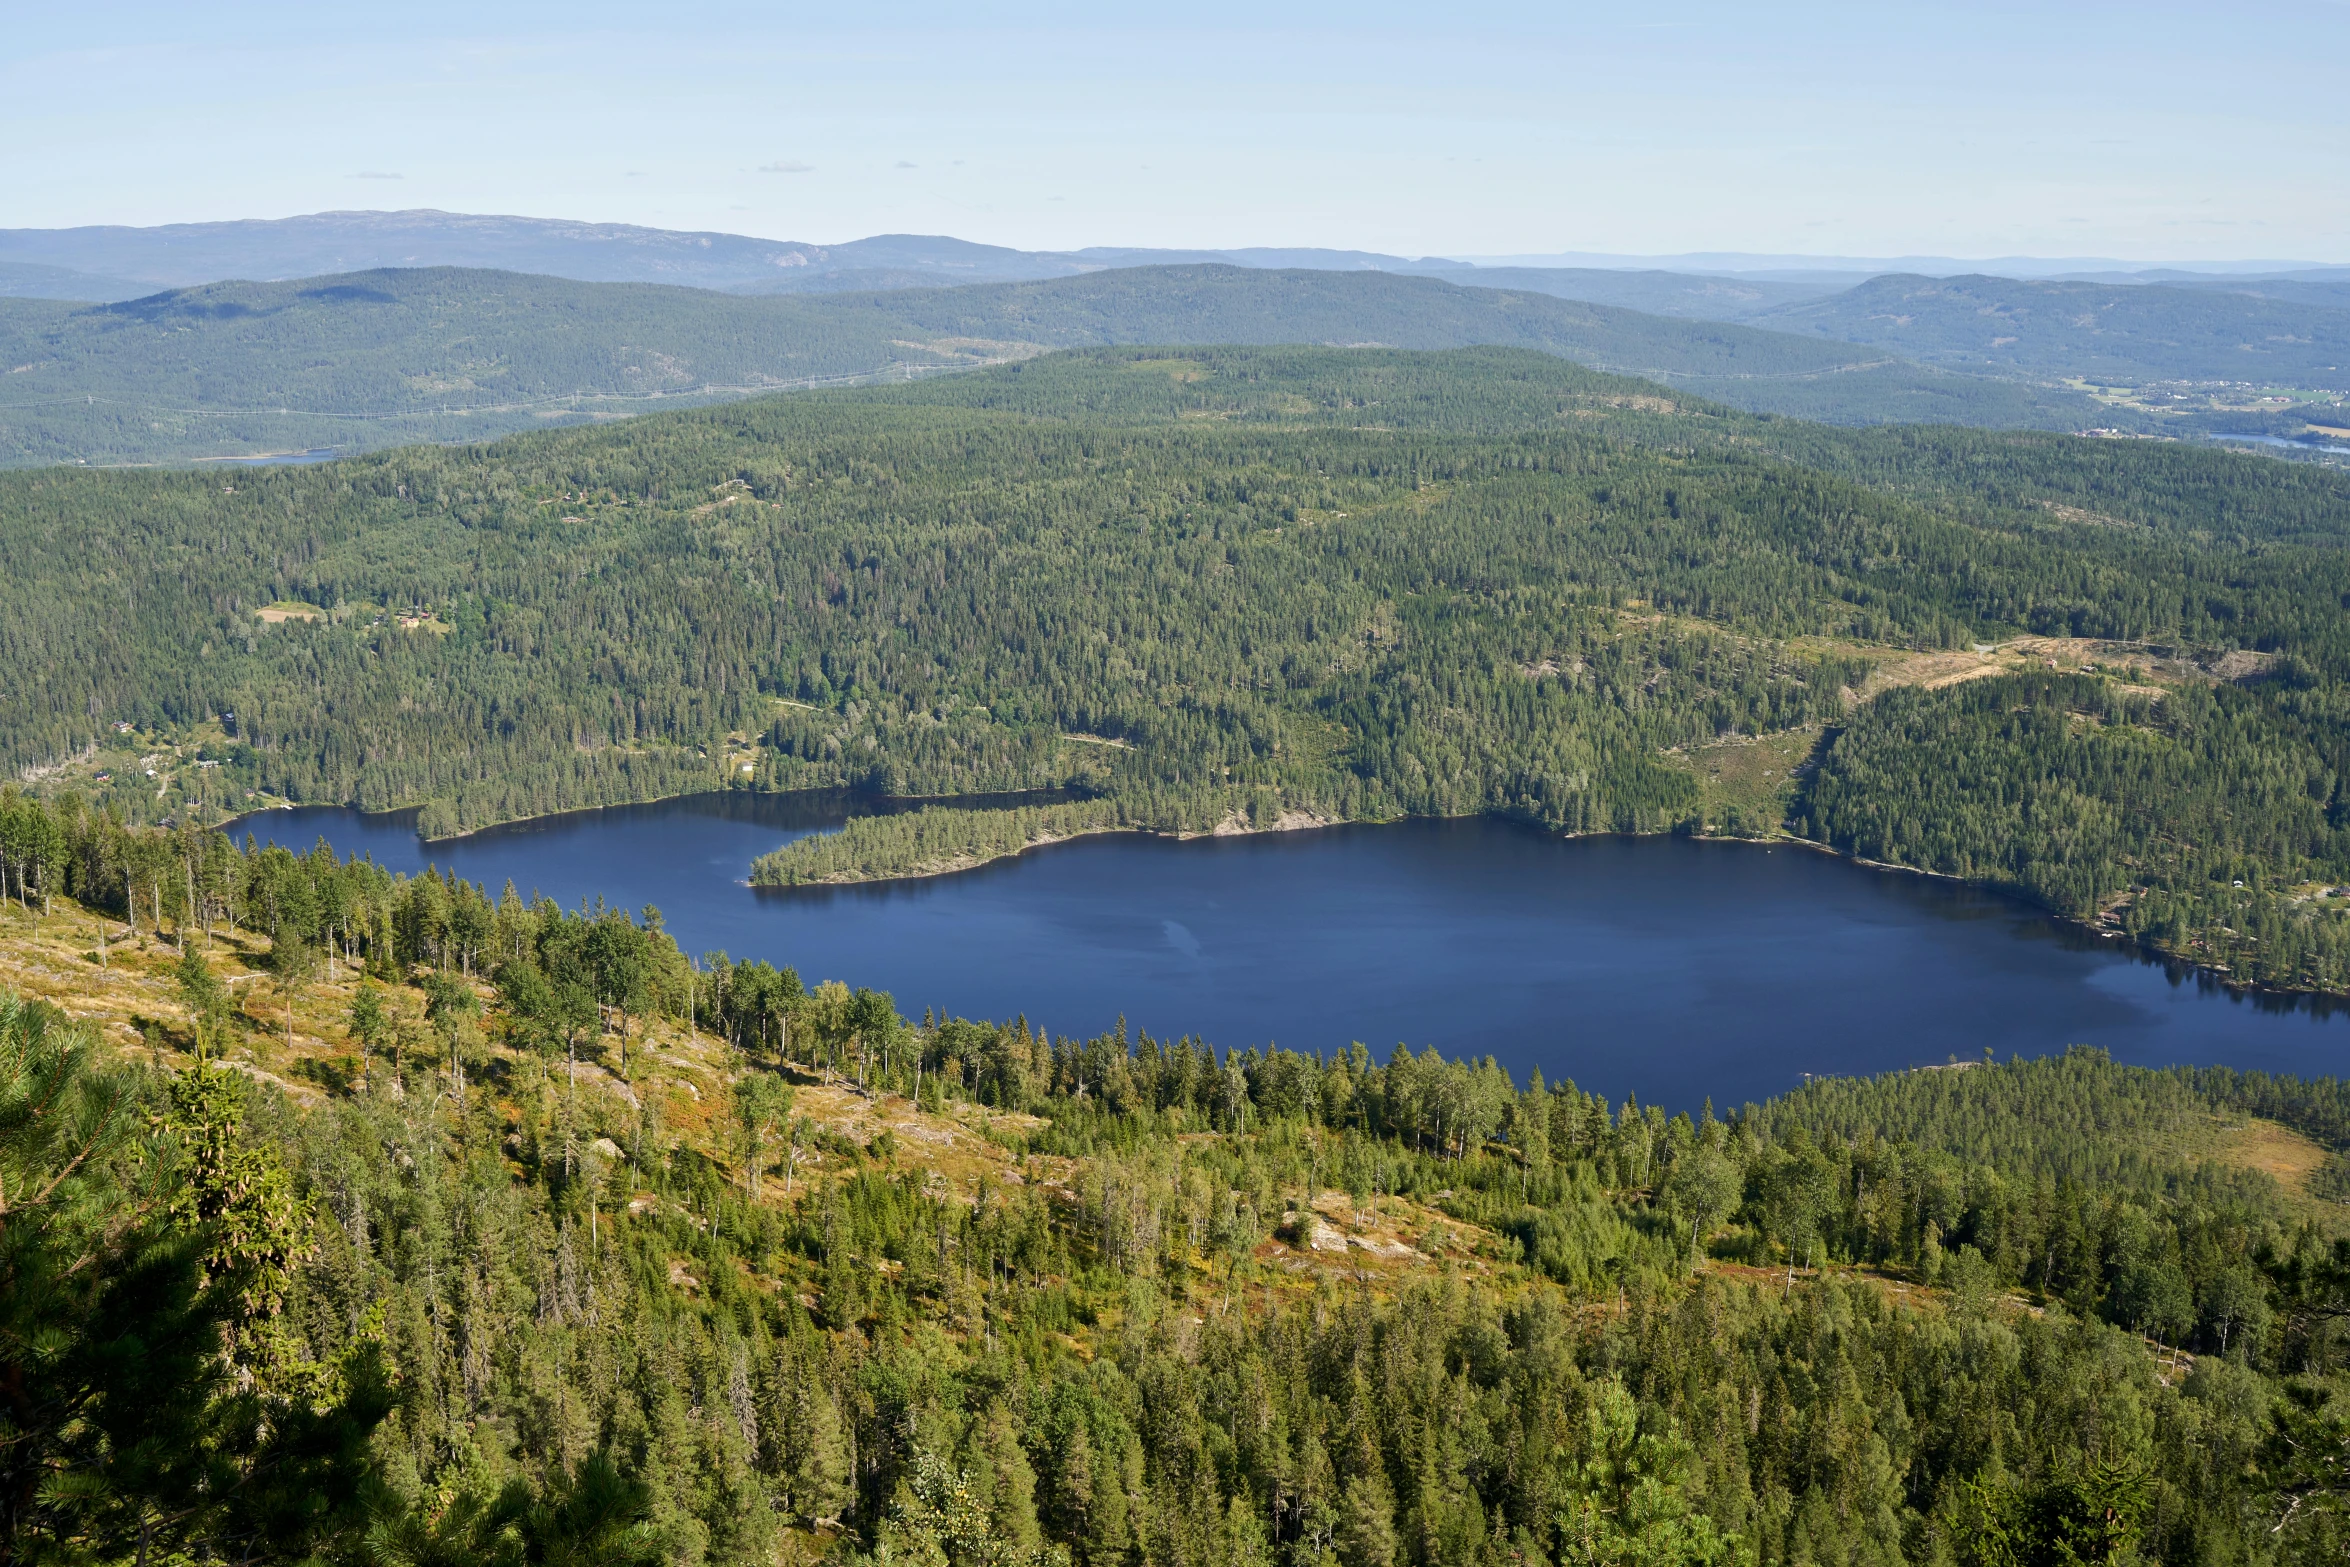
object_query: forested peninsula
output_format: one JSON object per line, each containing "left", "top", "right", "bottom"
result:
{"left": 12, "top": 814, "right": 2350, "bottom": 1565}
{"left": 10, "top": 345, "right": 2350, "bottom": 993}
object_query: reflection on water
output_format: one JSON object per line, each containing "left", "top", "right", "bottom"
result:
{"left": 233, "top": 795, "right": 2350, "bottom": 1109}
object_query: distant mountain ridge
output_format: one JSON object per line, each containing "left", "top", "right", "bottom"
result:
{"left": 1464, "top": 249, "right": 2350, "bottom": 280}
{"left": 12, "top": 208, "right": 2343, "bottom": 309}
{"left": 0, "top": 211, "right": 1074, "bottom": 295}
{"left": 0, "top": 211, "right": 1491, "bottom": 299}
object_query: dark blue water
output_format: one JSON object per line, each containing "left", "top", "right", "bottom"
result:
{"left": 234, "top": 794, "right": 2350, "bottom": 1109}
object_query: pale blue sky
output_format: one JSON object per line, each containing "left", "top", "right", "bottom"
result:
{"left": 9, "top": 0, "right": 2346, "bottom": 261}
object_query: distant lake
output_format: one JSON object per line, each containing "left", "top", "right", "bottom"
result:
{"left": 199, "top": 448, "right": 342, "bottom": 466}
{"left": 235, "top": 794, "right": 2350, "bottom": 1109}
{"left": 2210, "top": 432, "right": 2350, "bottom": 455}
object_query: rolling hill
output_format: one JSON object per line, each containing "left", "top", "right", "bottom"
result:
{"left": 2175, "top": 275, "right": 2350, "bottom": 314}
{"left": 0, "top": 259, "right": 155, "bottom": 303}
{"left": 1758, "top": 272, "right": 2350, "bottom": 388}
{"left": 1443, "top": 265, "right": 1848, "bottom": 319}
{"left": 0, "top": 263, "right": 2122, "bottom": 466}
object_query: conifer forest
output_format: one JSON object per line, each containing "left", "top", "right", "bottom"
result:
{"left": 11, "top": 343, "right": 2350, "bottom": 1567}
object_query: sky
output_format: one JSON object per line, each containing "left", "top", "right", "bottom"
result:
{"left": 8, "top": 0, "right": 2347, "bottom": 263}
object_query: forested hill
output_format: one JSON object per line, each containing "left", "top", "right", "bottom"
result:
{"left": 2181, "top": 275, "right": 2350, "bottom": 314}
{"left": 13, "top": 813, "right": 2350, "bottom": 1565}
{"left": 1446, "top": 264, "right": 1849, "bottom": 318}
{"left": 0, "top": 268, "right": 996, "bottom": 467}
{"left": 0, "top": 263, "right": 2118, "bottom": 466}
{"left": 0, "top": 267, "right": 990, "bottom": 465}
{"left": 12, "top": 344, "right": 2350, "bottom": 992}
{"left": 1759, "top": 272, "right": 2350, "bottom": 388}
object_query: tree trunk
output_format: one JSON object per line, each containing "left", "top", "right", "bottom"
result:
{"left": 566, "top": 1033, "right": 578, "bottom": 1177}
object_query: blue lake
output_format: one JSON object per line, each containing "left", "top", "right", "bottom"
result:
{"left": 2210, "top": 432, "right": 2350, "bottom": 455}
{"left": 200, "top": 448, "right": 343, "bottom": 466}
{"left": 234, "top": 794, "right": 2350, "bottom": 1110}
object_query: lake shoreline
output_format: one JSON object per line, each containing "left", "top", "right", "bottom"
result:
{"left": 225, "top": 798, "right": 2350, "bottom": 1104}
{"left": 415, "top": 785, "right": 1069, "bottom": 847}
{"left": 227, "top": 782, "right": 1084, "bottom": 849}
{"left": 232, "top": 786, "right": 2338, "bottom": 1012}
{"left": 759, "top": 805, "right": 2337, "bottom": 1012}
{"left": 1760, "top": 834, "right": 2330, "bottom": 1012}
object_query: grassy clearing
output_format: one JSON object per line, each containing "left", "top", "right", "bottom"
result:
{"left": 0, "top": 893, "right": 1043, "bottom": 1206}
{"left": 2208, "top": 1115, "right": 2342, "bottom": 1226}
{"left": 1673, "top": 726, "right": 1821, "bottom": 833}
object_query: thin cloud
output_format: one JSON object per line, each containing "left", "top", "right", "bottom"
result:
{"left": 759, "top": 160, "right": 815, "bottom": 174}
{"left": 896, "top": 160, "right": 917, "bottom": 168}
{"left": 352, "top": 171, "right": 404, "bottom": 180}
